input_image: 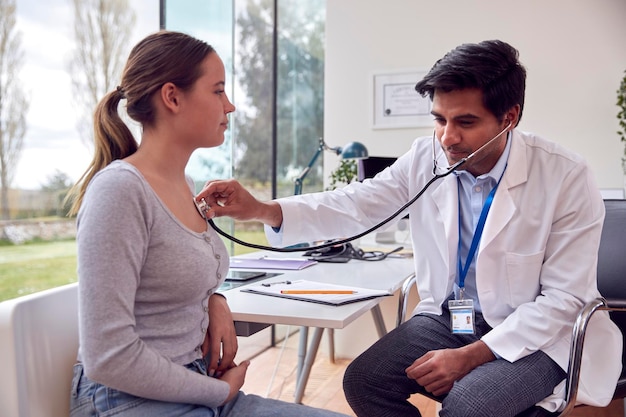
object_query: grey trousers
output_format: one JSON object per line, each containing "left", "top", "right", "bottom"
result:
{"left": 343, "top": 306, "right": 565, "bottom": 417}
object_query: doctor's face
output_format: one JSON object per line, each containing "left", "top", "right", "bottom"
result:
{"left": 431, "top": 88, "right": 514, "bottom": 177}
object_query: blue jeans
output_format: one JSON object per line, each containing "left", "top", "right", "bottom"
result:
{"left": 70, "top": 359, "right": 348, "bottom": 417}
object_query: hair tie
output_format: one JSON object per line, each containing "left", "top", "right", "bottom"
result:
{"left": 116, "top": 85, "right": 126, "bottom": 99}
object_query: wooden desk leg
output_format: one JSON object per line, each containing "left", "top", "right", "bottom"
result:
{"left": 294, "top": 327, "right": 324, "bottom": 403}
{"left": 371, "top": 304, "right": 387, "bottom": 338}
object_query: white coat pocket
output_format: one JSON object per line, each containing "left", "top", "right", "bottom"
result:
{"left": 504, "top": 251, "right": 544, "bottom": 307}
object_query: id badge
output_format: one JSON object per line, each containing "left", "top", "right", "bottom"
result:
{"left": 448, "top": 299, "right": 475, "bottom": 334}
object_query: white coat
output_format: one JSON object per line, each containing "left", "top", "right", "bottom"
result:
{"left": 269, "top": 130, "right": 622, "bottom": 411}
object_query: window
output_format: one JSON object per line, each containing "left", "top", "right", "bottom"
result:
{"left": 162, "top": 0, "right": 326, "bottom": 351}
{"left": 1, "top": 0, "right": 325, "bottom": 300}
{"left": 0, "top": 1, "right": 159, "bottom": 302}
{"left": 164, "top": 0, "right": 326, "bottom": 253}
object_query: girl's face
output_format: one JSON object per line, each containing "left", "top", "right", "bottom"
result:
{"left": 178, "top": 53, "right": 236, "bottom": 149}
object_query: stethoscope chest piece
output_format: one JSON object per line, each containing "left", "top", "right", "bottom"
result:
{"left": 194, "top": 198, "right": 210, "bottom": 220}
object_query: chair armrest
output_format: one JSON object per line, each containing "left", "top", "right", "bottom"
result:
{"left": 605, "top": 299, "right": 626, "bottom": 310}
{"left": 396, "top": 273, "right": 417, "bottom": 328}
{"left": 557, "top": 297, "right": 626, "bottom": 416}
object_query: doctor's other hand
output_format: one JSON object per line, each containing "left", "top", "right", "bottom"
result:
{"left": 195, "top": 179, "right": 283, "bottom": 228}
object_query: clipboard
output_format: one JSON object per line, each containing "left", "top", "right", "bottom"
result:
{"left": 240, "top": 280, "right": 391, "bottom": 306}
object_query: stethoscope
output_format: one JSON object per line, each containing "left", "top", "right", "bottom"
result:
{"left": 199, "top": 123, "right": 512, "bottom": 253}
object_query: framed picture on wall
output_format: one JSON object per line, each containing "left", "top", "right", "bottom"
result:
{"left": 372, "top": 70, "right": 432, "bottom": 129}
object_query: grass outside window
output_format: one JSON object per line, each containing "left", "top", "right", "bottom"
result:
{"left": 0, "top": 231, "right": 267, "bottom": 302}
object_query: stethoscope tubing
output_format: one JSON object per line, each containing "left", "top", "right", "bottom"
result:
{"left": 208, "top": 163, "right": 459, "bottom": 253}
{"left": 208, "top": 125, "right": 511, "bottom": 252}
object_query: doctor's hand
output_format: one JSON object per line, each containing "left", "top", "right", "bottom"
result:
{"left": 195, "top": 179, "right": 283, "bottom": 228}
{"left": 405, "top": 341, "right": 495, "bottom": 396}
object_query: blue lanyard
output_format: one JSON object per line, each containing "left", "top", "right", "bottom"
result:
{"left": 456, "top": 169, "right": 506, "bottom": 292}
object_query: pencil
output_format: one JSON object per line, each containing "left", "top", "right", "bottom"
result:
{"left": 280, "top": 290, "right": 356, "bottom": 294}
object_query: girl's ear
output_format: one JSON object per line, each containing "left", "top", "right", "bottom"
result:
{"left": 159, "top": 82, "right": 180, "bottom": 113}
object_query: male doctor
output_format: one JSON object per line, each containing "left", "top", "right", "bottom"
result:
{"left": 196, "top": 40, "right": 622, "bottom": 417}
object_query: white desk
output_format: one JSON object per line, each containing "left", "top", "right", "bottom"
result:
{"left": 222, "top": 251, "right": 415, "bottom": 403}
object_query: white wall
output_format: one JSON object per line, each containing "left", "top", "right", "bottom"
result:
{"left": 323, "top": 0, "right": 626, "bottom": 190}
{"left": 323, "top": 0, "right": 626, "bottom": 359}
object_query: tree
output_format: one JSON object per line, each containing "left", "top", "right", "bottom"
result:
{"left": 0, "top": 0, "right": 29, "bottom": 220}
{"left": 232, "top": 0, "right": 275, "bottom": 184}
{"left": 68, "top": 0, "right": 136, "bottom": 146}
{"left": 233, "top": 0, "right": 325, "bottom": 194}
{"left": 41, "top": 169, "right": 72, "bottom": 217}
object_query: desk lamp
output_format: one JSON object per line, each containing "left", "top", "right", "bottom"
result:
{"left": 293, "top": 137, "right": 368, "bottom": 195}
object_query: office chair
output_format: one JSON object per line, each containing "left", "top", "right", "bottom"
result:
{"left": 396, "top": 199, "right": 626, "bottom": 417}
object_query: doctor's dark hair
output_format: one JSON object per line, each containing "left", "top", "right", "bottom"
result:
{"left": 66, "top": 31, "right": 216, "bottom": 216}
{"left": 415, "top": 39, "right": 526, "bottom": 125}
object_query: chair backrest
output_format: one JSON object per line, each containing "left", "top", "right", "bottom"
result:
{"left": 597, "top": 199, "right": 626, "bottom": 399}
{"left": 598, "top": 200, "right": 626, "bottom": 299}
{"left": 0, "top": 283, "right": 79, "bottom": 417}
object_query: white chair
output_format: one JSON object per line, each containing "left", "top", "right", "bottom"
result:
{"left": 0, "top": 283, "right": 79, "bottom": 417}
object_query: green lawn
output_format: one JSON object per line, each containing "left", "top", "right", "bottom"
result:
{"left": 0, "top": 240, "right": 78, "bottom": 301}
{"left": 0, "top": 231, "right": 268, "bottom": 302}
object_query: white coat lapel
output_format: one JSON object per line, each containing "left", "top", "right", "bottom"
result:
{"left": 479, "top": 133, "right": 528, "bottom": 250}
{"left": 431, "top": 174, "right": 459, "bottom": 274}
